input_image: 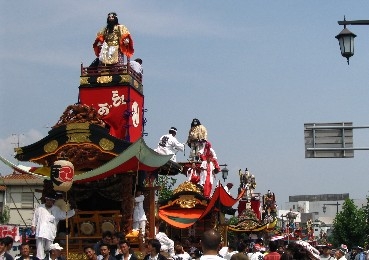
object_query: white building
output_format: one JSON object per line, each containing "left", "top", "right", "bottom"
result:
{"left": 278, "top": 193, "right": 367, "bottom": 239}
{"left": 0, "top": 172, "right": 43, "bottom": 226}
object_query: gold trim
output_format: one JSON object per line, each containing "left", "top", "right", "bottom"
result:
{"left": 97, "top": 75, "right": 112, "bottom": 84}
{"left": 99, "top": 138, "right": 114, "bottom": 151}
{"left": 80, "top": 77, "right": 90, "bottom": 85}
{"left": 67, "top": 133, "right": 91, "bottom": 143}
{"left": 14, "top": 147, "right": 23, "bottom": 155}
{"left": 66, "top": 123, "right": 90, "bottom": 130}
{"left": 67, "top": 252, "right": 86, "bottom": 260}
{"left": 133, "top": 80, "right": 139, "bottom": 88}
{"left": 173, "top": 181, "right": 202, "bottom": 194}
{"left": 119, "top": 75, "right": 131, "bottom": 83}
{"left": 176, "top": 195, "right": 198, "bottom": 208}
{"left": 44, "top": 140, "right": 58, "bottom": 153}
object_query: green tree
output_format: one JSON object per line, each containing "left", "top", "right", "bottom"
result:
{"left": 154, "top": 175, "right": 177, "bottom": 202}
{"left": 0, "top": 206, "right": 10, "bottom": 224}
{"left": 331, "top": 198, "right": 367, "bottom": 248}
{"left": 362, "top": 196, "right": 369, "bottom": 245}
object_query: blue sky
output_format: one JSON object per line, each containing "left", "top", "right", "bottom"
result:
{"left": 1, "top": 1, "right": 369, "bottom": 208}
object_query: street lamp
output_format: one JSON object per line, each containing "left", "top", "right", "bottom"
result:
{"left": 322, "top": 202, "right": 341, "bottom": 214}
{"left": 219, "top": 164, "right": 229, "bottom": 182}
{"left": 336, "top": 16, "right": 369, "bottom": 64}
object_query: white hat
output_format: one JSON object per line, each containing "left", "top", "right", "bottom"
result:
{"left": 169, "top": 127, "right": 177, "bottom": 133}
{"left": 50, "top": 243, "right": 63, "bottom": 251}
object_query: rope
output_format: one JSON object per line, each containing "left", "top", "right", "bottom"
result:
{"left": 131, "top": 140, "right": 144, "bottom": 231}
{"left": 19, "top": 172, "right": 41, "bottom": 205}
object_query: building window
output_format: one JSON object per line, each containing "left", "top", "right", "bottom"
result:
{"left": 7, "top": 192, "right": 35, "bottom": 209}
{"left": 21, "top": 192, "right": 34, "bottom": 208}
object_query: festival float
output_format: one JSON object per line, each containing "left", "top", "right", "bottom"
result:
{"left": 0, "top": 12, "right": 279, "bottom": 257}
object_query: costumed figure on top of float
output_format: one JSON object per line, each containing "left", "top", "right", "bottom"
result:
{"left": 200, "top": 156, "right": 217, "bottom": 198}
{"left": 262, "top": 189, "right": 276, "bottom": 223}
{"left": 186, "top": 162, "right": 200, "bottom": 185}
{"left": 263, "top": 190, "right": 277, "bottom": 215}
{"left": 283, "top": 209, "right": 298, "bottom": 233}
{"left": 239, "top": 168, "right": 251, "bottom": 190}
{"left": 239, "top": 168, "right": 256, "bottom": 201}
{"left": 198, "top": 141, "right": 220, "bottom": 173}
{"left": 187, "top": 118, "right": 207, "bottom": 161}
{"left": 93, "top": 12, "right": 134, "bottom": 66}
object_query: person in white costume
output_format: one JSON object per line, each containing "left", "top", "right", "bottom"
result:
{"left": 133, "top": 189, "right": 147, "bottom": 233}
{"left": 31, "top": 192, "right": 75, "bottom": 259}
{"left": 224, "top": 183, "right": 233, "bottom": 196}
{"left": 154, "top": 127, "right": 184, "bottom": 162}
{"left": 155, "top": 223, "right": 175, "bottom": 258}
{"left": 200, "top": 157, "right": 216, "bottom": 198}
{"left": 129, "top": 58, "right": 143, "bottom": 75}
{"left": 187, "top": 163, "right": 200, "bottom": 184}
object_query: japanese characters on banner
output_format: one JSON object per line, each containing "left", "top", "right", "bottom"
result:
{"left": 79, "top": 86, "right": 143, "bottom": 142}
{"left": 0, "top": 225, "right": 20, "bottom": 242}
{"left": 51, "top": 160, "right": 74, "bottom": 192}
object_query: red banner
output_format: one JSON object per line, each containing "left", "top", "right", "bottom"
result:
{"left": 0, "top": 225, "right": 20, "bottom": 242}
{"left": 79, "top": 85, "right": 144, "bottom": 142}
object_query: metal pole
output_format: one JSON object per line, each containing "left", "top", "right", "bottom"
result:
{"left": 336, "top": 202, "right": 339, "bottom": 214}
{"left": 338, "top": 20, "right": 369, "bottom": 26}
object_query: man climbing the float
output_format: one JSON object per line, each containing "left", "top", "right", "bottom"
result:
{"left": 93, "top": 12, "right": 134, "bottom": 66}
{"left": 154, "top": 127, "right": 185, "bottom": 162}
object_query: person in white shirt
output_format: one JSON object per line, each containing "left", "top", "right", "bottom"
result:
{"left": 155, "top": 224, "right": 175, "bottom": 258}
{"left": 154, "top": 127, "right": 184, "bottom": 162}
{"left": 247, "top": 244, "right": 264, "bottom": 260}
{"left": 199, "top": 229, "right": 223, "bottom": 260}
{"left": 133, "top": 189, "right": 147, "bottom": 233}
{"left": 222, "top": 245, "right": 238, "bottom": 260}
{"left": 172, "top": 245, "right": 191, "bottom": 260}
{"left": 129, "top": 58, "right": 143, "bottom": 75}
{"left": 335, "top": 248, "right": 348, "bottom": 260}
{"left": 224, "top": 183, "right": 233, "bottom": 196}
{"left": 31, "top": 193, "right": 75, "bottom": 259}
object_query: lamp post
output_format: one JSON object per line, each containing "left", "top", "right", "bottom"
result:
{"left": 322, "top": 202, "right": 341, "bottom": 214}
{"left": 219, "top": 164, "right": 229, "bottom": 182}
{"left": 336, "top": 16, "right": 369, "bottom": 64}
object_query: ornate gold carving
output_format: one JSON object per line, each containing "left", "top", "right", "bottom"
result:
{"left": 54, "top": 105, "right": 105, "bottom": 129}
{"left": 67, "top": 252, "right": 86, "bottom": 260}
{"left": 176, "top": 195, "right": 197, "bottom": 208}
{"left": 67, "top": 133, "right": 91, "bottom": 143}
{"left": 119, "top": 75, "right": 131, "bottom": 83}
{"left": 173, "top": 181, "right": 202, "bottom": 194}
{"left": 97, "top": 75, "right": 112, "bottom": 84}
{"left": 133, "top": 80, "right": 139, "bottom": 88}
{"left": 44, "top": 140, "right": 58, "bottom": 153}
{"left": 57, "top": 144, "right": 105, "bottom": 171}
{"left": 66, "top": 122, "right": 90, "bottom": 130}
{"left": 99, "top": 138, "right": 114, "bottom": 150}
{"left": 80, "top": 77, "right": 90, "bottom": 85}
